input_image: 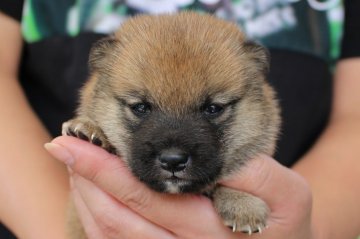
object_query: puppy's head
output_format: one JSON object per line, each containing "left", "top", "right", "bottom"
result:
{"left": 84, "top": 12, "right": 280, "bottom": 193}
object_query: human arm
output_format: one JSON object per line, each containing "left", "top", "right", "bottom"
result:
{"left": 0, "top": 12, "right": 70, "bottom": 239}
{"left": 293, "top": 58, "right": 360, "bottom": 239}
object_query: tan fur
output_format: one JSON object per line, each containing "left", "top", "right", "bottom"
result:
{"left": 87, "top": 13, "right": 256, "bottom": 115}
{"left": 66, "top": 200, "right": 87, "bottom": 239}
{"left": 63, "top": 12, "right": 281, "bottom": 238}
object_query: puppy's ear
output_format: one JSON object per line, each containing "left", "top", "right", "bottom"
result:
{"left": 89, "top": 36, "right": 121, "bottom": 73}
{"left": 243, "top": 41, "right": 270, "bottom": 75}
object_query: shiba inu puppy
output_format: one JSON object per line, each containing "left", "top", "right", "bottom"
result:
{"left": 63, "top": 12, "right": 280, "bottom": 238}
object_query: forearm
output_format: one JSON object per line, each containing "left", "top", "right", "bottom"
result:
{"left": 294, "top": 59, "right": 360, "bottom": 239}
{"left": 0, "top": 76, "right": 70, "bottom": 239}
{"left": 293, "top": 116, "right": 360, "bottom": 239}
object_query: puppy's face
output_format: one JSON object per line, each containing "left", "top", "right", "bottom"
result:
{"left": 85, "top": 13, "right": 279, "bottom": 193}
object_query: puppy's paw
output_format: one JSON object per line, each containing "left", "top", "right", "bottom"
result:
{"left": 213, "top": 186, "right": 268, "bottom": 235}
{"left": 62, "top": 118, "right": 116, "bottom": 154}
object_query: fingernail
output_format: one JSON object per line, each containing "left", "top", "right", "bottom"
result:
{"left": 44, "top": 143, "right": 75, "bottom": 165}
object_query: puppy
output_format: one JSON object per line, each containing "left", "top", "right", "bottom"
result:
{"left": 63, "top": 12, "right": 280, "bottom": 238}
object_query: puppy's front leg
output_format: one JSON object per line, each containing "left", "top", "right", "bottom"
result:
{"left": 213, "top": 186, "right": 269, "bottom": 234}
{"left": 67, "top": 200, "right": 87, "bottom": 239}
{"left": 62, "top": 118, "right": 116, "bottom": 154}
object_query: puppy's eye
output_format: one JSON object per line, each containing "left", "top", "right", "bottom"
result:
{"left": 130, "top": 103, "right": 151, "bottom": 116}
{"left": 202, "top": 103, "right": 224, "bottom": 117}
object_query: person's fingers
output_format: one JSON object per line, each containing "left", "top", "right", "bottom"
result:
{"left": 221, "top": 154, "right": 312, "bottom": 224}
{"left": 71, "top": 180, "right": 107, "bottom": 239}
{"left": 72, "top": 174, "right": 175, "bottom": 239}
{"left": 218, "top": 155, "right": 314, "bottom": 239}
{"left": 46, "top": 136, "right": 235, "bottom": 238}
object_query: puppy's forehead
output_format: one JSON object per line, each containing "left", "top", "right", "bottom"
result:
{"left": 110, "top": 13, "right": 249, "bottom": 112}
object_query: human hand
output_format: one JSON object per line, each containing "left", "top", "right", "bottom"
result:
{"left": 45, "top": 136, "right": 315, "bottom": 239}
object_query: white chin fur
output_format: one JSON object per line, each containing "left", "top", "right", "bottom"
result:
{"left": 164, "top": 180, "right": 189, "bottom": 194}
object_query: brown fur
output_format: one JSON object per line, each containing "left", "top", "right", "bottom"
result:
{"left": 63, "top": 12, "right": 280, "bottom": 238}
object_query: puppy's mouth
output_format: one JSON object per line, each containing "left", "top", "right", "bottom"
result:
{"left": 159, "top": 171, "right": 213, "bottom": 194}
{"left": 168, "top": 174, "right": 183, "bottom": 180}
{"left": 163, "top": 176, "right": 193, "bottom": 193}
{"left": 138, "top": 168, "right": 215, "bottom": 194}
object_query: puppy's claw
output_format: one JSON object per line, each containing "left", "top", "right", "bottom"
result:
{"left": 65, "top": 128, "right": 76, "bottom": 137}
{"left": 90, "top": 133, "right": 102, "bottom": 146}
{"left": 73, "top": 125, "right": 80, "bottom": 134}
{"left": 239, "top": 224, "right": 266, "bottom": 235}
{"left": 63, "top": 122, "right": 75, "bottom": 136}
{"left": 232, "top": 222, "right": 237, "bottom": 232}
{"left": 77, "top": 131, "right": 89, "bottom": 141}
{"left": 240, "top": 225, "right": 252, "bottom": 235}
{"left": 62, "top": 119, "right": 115, "bottom": 155}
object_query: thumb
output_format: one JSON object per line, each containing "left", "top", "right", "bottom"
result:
{"left": 221, "top": 155, "right": 312, "bottom": 220}
{"left": 45, "top": 135, "right": 154, "bottom": 210}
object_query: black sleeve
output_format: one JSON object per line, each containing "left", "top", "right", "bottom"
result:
{"left": 0, "top": 0, "right": 24, "bottom": 22}
{"left": 340, "top": 0, "right": 360, "bottom": 59}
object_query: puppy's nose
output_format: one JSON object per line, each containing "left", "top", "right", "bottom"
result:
{"left": 159, "top": 150, "right": 189, "bottom": 172}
